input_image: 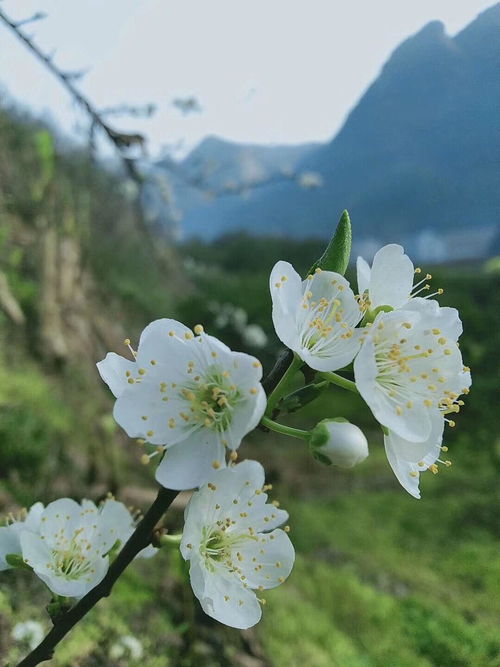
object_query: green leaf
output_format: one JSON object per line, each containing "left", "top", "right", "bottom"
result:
{"left": 5, "top": 553, "right": 31, "bottom": 570}
{"left": 279, "top": 381, "right": 328, "bottom": 414}
{"left": 308, "top": 210, "right": 352, "bottom": 276}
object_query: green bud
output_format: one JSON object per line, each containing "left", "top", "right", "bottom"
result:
{"left": 308, "top": 210, "right": 352, "bottom": 276}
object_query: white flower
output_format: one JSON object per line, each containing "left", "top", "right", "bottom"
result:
{"left": 384, "top": 412, "right": 446, "bottom": 499}
{"left": 180, "top": 460, "right": 294, "bottom": 629}
{"left": 97, "top": 319, "right": 266, "bottom": 490}
{"left": 270, "top": 261, "right": 362, "bottom": 371}
{"left": 12, "top": 620, "right": 45, "bottom": 650}
{"left": 109, "top": 635, "right": 144, "bottom": 661}
{"left": 20, "top": 498, "right": 156, "bottom": 598}
{"left": 309, "top": 419, "right": 369, "bottom": 468}
{"left": 354, "top": 298, "right": 471, "bottom": 442}
{"left": 0, "top": 502, "right": 44, "bottom": 571}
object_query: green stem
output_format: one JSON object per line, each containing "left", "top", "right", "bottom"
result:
{"left": 265, "top": 353, "right": 303, "bottom": 415}
{"left": 261, "top": 415, "right": 310, "bottom": 441}
{"left": 320, "top": 371, "right": 358, "bottom": 394}
{"left": 160, "top": 533, "right": 182, "bottom": 546}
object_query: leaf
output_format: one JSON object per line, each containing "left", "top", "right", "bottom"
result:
{"left": 279, "top": 381, "right": 328, "bottom": 413}
{"left": 308, "top": 210, "right": 352, "bottom": 276}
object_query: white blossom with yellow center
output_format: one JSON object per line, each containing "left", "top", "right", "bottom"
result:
{"left": 181, "top": 460, "right": 294, "bottom": 629}
{"left": 20, "top": 498, "right": 156, "bottom": 598}
{"left": 97, "top": 319, "right": 266, "bottom": 490}
{"left": 354, "top": 298, "right": 471, "bottom": 442}
{"left": 270, "top": 261, "right": 363, "bottom": 371}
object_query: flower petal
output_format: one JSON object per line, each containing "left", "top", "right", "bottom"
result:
{"left": 190, "top": 556, "right": 262, "bottom": 629}
{"left": 96, "top": 353, "right": 136, "bottom": 398}
{"left": 155, "top": 433, "right": 226, "bottom": 490}
{"left": 384, "top": 413, "right": 444, "bottom": 498}
{"left": 356, "top": 256, "right": 371, "bottom": 295}
{"left": 369, "top": 244, "right": 414, "bottom": 309}
{"left": 237, "top": 529, "right": 294, "bottom": 590}
{"left": 270, "top": 261, "right": 303, "bottom": 350}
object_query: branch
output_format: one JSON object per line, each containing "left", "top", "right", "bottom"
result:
{"left": 19, "top": 487, "right": 178, "bottom": 666}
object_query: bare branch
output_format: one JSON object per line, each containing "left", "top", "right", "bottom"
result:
{"left": 14, "top": 11, "right": 46, "bottom": 28}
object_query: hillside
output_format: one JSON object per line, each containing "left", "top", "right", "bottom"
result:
{"left": 176, "top": 4, "right": 500, "bottom": 262}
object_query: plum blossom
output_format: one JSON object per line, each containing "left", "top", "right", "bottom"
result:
{"left": 97, "top": 319, "right": 266, "bottom": 490}
{"left": 20, "top": 498, "right": 156, "bottom": 598}
{"left": 181, "top": 460, "right": 294, "bottom": 629}
{"left": 354, "top": 298, "right": 471, "bottom": 443}
{"left": 270, "top": 261, "right": 362, "bottom": 371}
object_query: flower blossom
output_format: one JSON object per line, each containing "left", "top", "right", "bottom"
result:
{"left": 384, "top": 412, "right": 447, "bottom": 499}
{"left": 20, "top": 498, "right": 156, "bottom": 598}
{"left": 356, "top": 244, "right": 441, "bottom": 312}
{"left": 181, "top": 460, "right": 295, "bottom": 629}
{"left": 270, "top": 261, "right": 362, "bottom": 371}
{"left": 98, "top": 319, "right": 266, "bottom": 490}
{"left": 0, "top": 502, "right": 44, "bottom": 571}
{"left": 354, "top": 298, "right": 471, "bottom": 443}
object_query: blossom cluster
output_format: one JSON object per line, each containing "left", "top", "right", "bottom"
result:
{"left": 0, "top": 498, "right": 156, "bottom": 598}
{"left": 1, "top": 235, "right": 471, "bottom": 639}
{"left": 270, "top": 244, "right": 471, "bottom": 497}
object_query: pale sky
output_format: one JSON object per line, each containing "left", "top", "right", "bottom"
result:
{"left": 0, "top": 0, "right": 495, "bottom": 158}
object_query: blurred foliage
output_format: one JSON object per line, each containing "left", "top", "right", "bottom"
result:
{"left": 0, "top": 104, "right": 499, "bottom": 665}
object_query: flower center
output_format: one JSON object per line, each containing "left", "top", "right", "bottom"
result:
{"left": 179, "top": 365, "right": 243, "bottom": 431}
{"left": 51, "top": 537, "right": 95, "bottom": 581}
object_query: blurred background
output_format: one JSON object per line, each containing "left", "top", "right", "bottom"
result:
{"left": 0, "top": 1, "right": 499, "bottom": 664}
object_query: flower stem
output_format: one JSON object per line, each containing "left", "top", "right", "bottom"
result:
{"left": 320, "top": 371, "right": 358, "bottom": 394}
{"left": 265, "top": 353, "right": 303, "bottom": 415}
{"left": 261, "top": 415, "right": 310, "bottom": 441}
{"left": 160, "top": 533, "right": 182, "bottom": 546}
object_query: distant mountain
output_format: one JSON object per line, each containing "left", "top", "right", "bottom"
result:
{"left": 147, "top": 136, "right": 319, "bottom": 238}
{"left": 159, "top": 4, "right": 500, "bottom": 261}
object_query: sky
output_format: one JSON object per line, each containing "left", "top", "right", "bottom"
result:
{"left": 0, "top": 0, "right": 495, "bottom": 159}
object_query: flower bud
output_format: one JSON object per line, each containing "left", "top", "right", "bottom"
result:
{"left": 309, "top": 419, "right": 369, "bottom": 468}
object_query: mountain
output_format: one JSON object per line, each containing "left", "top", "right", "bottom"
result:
{"left": 169, "top": 4, "right": 500, "bottom": 262}
{"left": 147, "top": 136, "right": 319, "bottom": 238}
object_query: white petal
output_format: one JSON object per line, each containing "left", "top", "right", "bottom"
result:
{"left": 190, "top": 557, "right": 262, "bottom": 629}
{"left": 99, "top": 500, "right": 134, "bottom": 552}
{"left": 356, "top": 256, "right": 371, "bottom": 295}
{"left": 299, "top": 329, "right": 362, "bottom": 372}
{"left": 369, "top": 244, "right": 414, "bottom": 309}
{"left": 39, "top": 498, "right": 86, "bottom": 547}
{"left": 24, "top": 502, "right": 44, "bottom": 532}
{"left": 113, "top": 381, "right": 191, "bottom": 445}
{"left": 155, "top": 433, "right": 226, "bottom": 490}
{"left": 96, "top": 353, "right": 136, "bottom": 398}
{"left": 0, "top": 526, "right": 21, "bottom": 570}
{"left": 136, "top": 318, "right": 192, "bottom": 366}
{"left": 237, "top": 529, "right": 294, "bottom": 590}
{"left": 384, "top": 414, "right": 444, "bottom": 498}
{"left": 270, "top": 261, "right": 303, "bottom": 350}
